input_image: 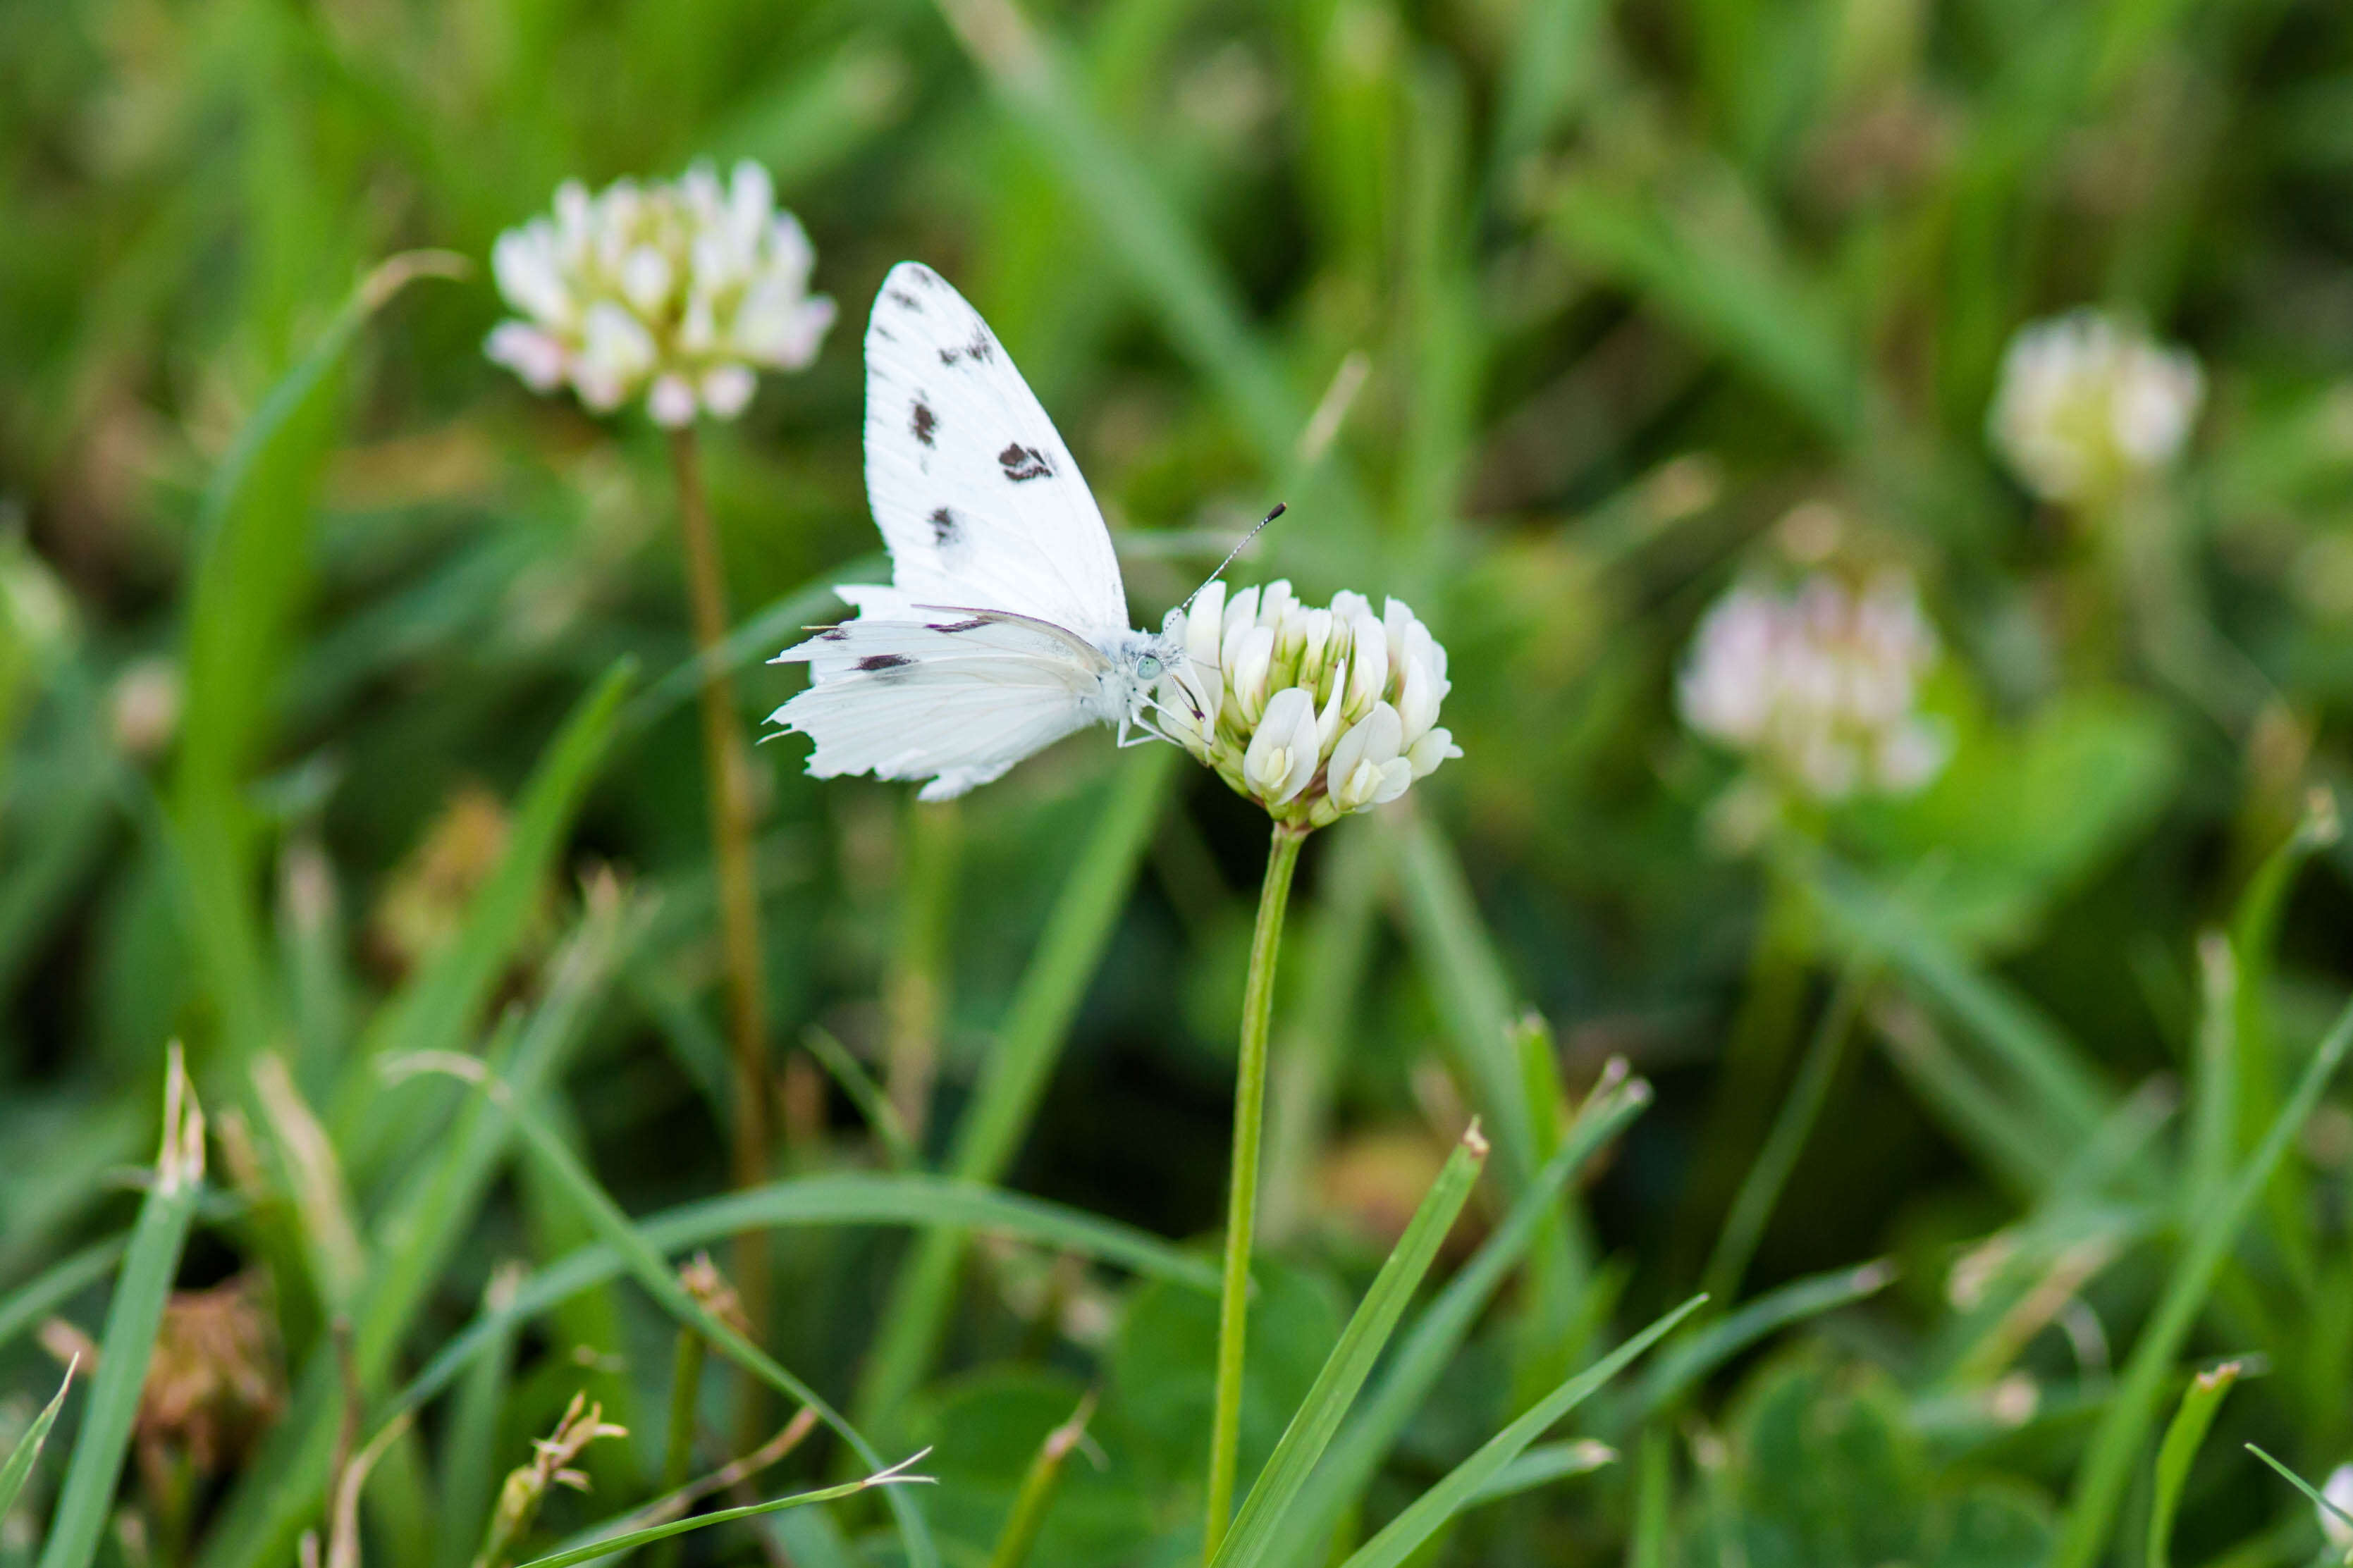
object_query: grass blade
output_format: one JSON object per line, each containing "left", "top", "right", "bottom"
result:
{"left": 0, "top": 1363, "right": 77, "bottom": 1522}
{"left": 2052, "top": 992, "right": 2353, "bottom": 1566}
{"left": 1387, "top": 812, "right": 1540, "bottom": 1187}
{"left": 171, "top": 254, "right": 465, "bottom": 1057}
{"left": 435, "top": 1265, "right": 524, "bottom": 1568}
{"left": 984, "top": 1397, "right": 1093, "bottom": 1568}
{"left": 390, "top": 1170, "right": 1217, "bottom": 1425}
{"left": 1629, "top": 1259, "right": 1897, "bottom": 1423}
{"left": 1212, "top": 1128, "right": 1489, "bottom": 1568}
{"left": 1274, "top": 1070, "right": 1652, "bottom": 1565}
{"left": 397, "top": 1058, "right": 942, "bottom": 1568}
{"left": 333, "top": 658, "right": 637, "bottom": 1172}
{"left": 1805, "top": 855, "right": 2115, "bottom": 1155}
{"left": 1544, "top": 179, "right": 1861, "bottom": 443}
{"left": 37, "top": 1048, "right": 206, "bottom": 1568}
{"left": 2148, "top": 1360, "right": 2243, "bottom": 1568}
{"left": 1461, "top": 1440, "right": 1616, "bottom": 1507}
{"left": 195, "top": 887, "right": 636, "bottom": 1568}
{"left": 926, "top": 0, "right": 1298, "bottom": 466}
{"left": 856, "top": 746, "right": 1175, "bottom": 1431}
{"left": 0, "top": 1240, "right": 127, "bottom": 1355}
{"left": 510, "top": 1453, "right": 935, "bottom": 1568}
{"left": 1702, "top": 970, "right": 1864, "bottom": 1304}
{"left": 1334, "top": 1295, "right": 1707, "bottom": 1568}
{"left": 2244, "top": 1445, "right": 2353, "bottom": 1537}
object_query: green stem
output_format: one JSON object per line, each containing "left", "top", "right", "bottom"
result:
{"left": 1700, "top": 968, "right": 1862, "bottom": 1308}
{"left": 650, "top": 1326, "right": 706, "bottom": 1568}
{"left": 668, "top": 426, "right": 774, "bottom": 1433}
{"left": 1203, "top": 820, "right": 1308, "bottom": 1561}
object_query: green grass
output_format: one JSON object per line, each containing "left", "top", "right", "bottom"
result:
{"left": 6, "top": 0, "right": 2353, "bottom": 1564}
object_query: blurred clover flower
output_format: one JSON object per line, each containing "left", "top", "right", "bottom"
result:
{"left": 486, "top": 161, "right": 835, "bottom": 426}
{"left": 2324, "top": 1464, "right": 2353, "bottom": 1553}
{"left": 1987, "top": 310, "right": 2203, "bottom": 506}
{"left": 1159, "top": 581, "right": 1460, "bottom": 829}
{"left": 1680, "top": 569, "right": 1948, "bottom": 805}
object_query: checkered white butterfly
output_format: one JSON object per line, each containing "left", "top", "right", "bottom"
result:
{"left": 770, "top": 261, "right": 1232, "bottom": 800}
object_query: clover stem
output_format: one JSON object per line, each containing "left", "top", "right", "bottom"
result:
{"left": 667, "top": 426, "right": 776, "bottom": 1378}
{"left": 1203, "top": 818, "right": 1310, "bottom": 1560}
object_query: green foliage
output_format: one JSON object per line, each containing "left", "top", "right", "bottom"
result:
{"left": 1685, "top": 1356, "right": 2057, "bottom": 1568}
{"left": 6, "top": 0, "right": 2353, "bottom": 1563}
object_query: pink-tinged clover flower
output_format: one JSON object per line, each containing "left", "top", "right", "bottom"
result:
{"left": 486, "top": 161, "right": 834, "bottom": 426}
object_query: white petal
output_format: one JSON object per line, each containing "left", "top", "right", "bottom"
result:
{"left": 620, "top": 246, "right": 672, "bottom": 314}
{"left": 1406, "top": 727, "right": 1459, "bottom": 779}
{"left": 2321, "top": 1466, "right": 2353, "bottom": 1548}
{"left": 485, "top": 322, "right": 569, "bottom": 392}
{"left": 1327, "top": 705, "right": 1385, "bottom": 794}
{"left": 701, "top": 364, "right": 758, "bottom": 419}
{"left": 1346, "top": 615, "right": 1388, "bottom": 712}
{"left": 1257, "top": 579, "right": 1295, "bottom": 629}
{"left": 579, "top": 301, "right": 657, "bottom": 384}
{"left": 729, "top": 159, "right": 775, "bottom": 237}
{"left": 1231, "top": 626, "right": 1275, "bottom": 721}
{"left": 1185, "top": 581, "right": 1227, "bottom": 674}
{"left": 491, "top": 228, "right": 570, "bottom": 325}
{"left": 648, "top": 374, "right": 698, "bottom": 427}
{"left": 1395, "top": 656, "right": 1439, "bottom": 748}
{"left": 1244, "top": 686, "right": 1317, "bottom": 805}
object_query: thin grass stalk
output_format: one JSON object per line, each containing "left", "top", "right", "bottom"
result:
{"left": 884, "top": 799, "right": 962, "bottom": 1144}
{"left": 0, "top": 1363, "right": 76, "bottom": 1523}
{"left": 650, "top": 1326, "right": 706, "bottom": 1568}
{"left": 2148, "top": 1361, "right": 2243, "bottom": 1568}
{"left": 984, "top": 1396, "right": 1094, "bottom": 1568}
{"left": 2052, "top": 992, "right": 2353, "bottom": 1565}
{"left": 665, "top": 425, "right": 777, "bottom": 1406}
{"left": 437, "top": 1267, "right": 524, "bottom": 1568}
{"left": 1702, "top": 968, "right": 1864, "bottom": 1305}
{"left": 38, "top": 1049, "right": 205, "bottom": 1568}
{"left": 1203, "top": 820, "right": 1307, "bottom": 1560}
{"left": 854, "top": 748, "right": 1174, "bottom": 1433}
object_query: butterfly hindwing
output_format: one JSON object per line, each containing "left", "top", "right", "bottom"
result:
{"left": 860, "top": 261, "right": 1129, "bottom": 641}
{"left": 770, "top": 613, "right": 1107, "bottom": 801}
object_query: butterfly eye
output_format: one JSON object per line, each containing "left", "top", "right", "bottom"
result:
{"left": 1136, "top": 654, "right": 1163, "bottom": 679}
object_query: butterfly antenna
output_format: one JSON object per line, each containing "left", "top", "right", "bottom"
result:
{"left": 1181, "top": 503, "right": 1285, "bottom": 615}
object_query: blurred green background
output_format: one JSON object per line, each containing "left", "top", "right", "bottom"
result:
{"left": 5, "top": 0, "right": 2353, "bottom": 1564}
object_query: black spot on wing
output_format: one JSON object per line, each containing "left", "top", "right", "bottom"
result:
{"left": 929, "top": 507, "right": 961, "bottom": 545}
{"left": 911, "top": 400, "right": 938, "bottom": 447}
{"left": 856, "top": 653, "right": 916, "bottom": 672}
{"left": 998, "top": 443, "right": 1055, "bottom": 482}
{"left": 816, "top": 626, "right": 849, "bottom": 642}
{"left": 937, "top": 328, "right": 996, "bottom": 368}
{"left": 886, "top": 288, "right": 921, "bottom": 312}
{"left": 928, "top": 617, "right": 989, "bottom": 634}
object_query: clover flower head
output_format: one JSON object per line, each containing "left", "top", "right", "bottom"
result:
{"left": 486, "top": 161, "right": 835, "bottom": 426}
{"left": 1987, "top": 310, "right": 2203, "bottom": 505}
{"left": 1679, "top": 569, "right": 1947, "bottom": 804}
{"left": 1157, "top": 581, "right": 1460, "bottom": 827}
{"left": 2323, "top": 1465, "right": 2353, "bottom": 1552}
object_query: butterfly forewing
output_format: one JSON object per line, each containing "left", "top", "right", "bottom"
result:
{"left": 770, "top": 261, "right": 1148, "bottom": 800}
{"left": 859, "top": 261, "right": 1130, "bottom": 640}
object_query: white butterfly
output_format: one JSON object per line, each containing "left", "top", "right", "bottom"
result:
{"left": 768, "top": 261, "right": 1193, "bottom": 801}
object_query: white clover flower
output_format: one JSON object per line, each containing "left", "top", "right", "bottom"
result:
{"left": 1679, "top": 569, "right": 1948, "bottom": 805}
{"left": 1158, "top": 581, "right": 1460, "bottom": 827}
{"left": 486, "top": 161, "right": 835, "bottom": 426}
{"left": 1988, "top": 310, "right": 2204, "bottom": 506}
{"left": 2323, "top": 1465, "right": 2353, "bottom": 1553}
